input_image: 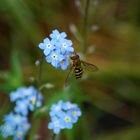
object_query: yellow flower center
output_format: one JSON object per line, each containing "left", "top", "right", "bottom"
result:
{"left": 17, "top": 131, "right": 23, "bottom": 138}
{"left": 72, "top": 111, "right": 76, "bottom": 115}
{"left": 68, "top": 104, "right": 73, "bottom": 109}
{"left": 65, "top": 116, "right": 71, "bottom": 122}
{"left": 51, "top": 54, "right": 57, "bottom": 60}
{"left": 30, "top": 98, "right": 36, "bottom": 105}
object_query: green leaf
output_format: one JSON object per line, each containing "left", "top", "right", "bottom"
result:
{"left": 0, "top": 49, "right": 23, "bottom": 93}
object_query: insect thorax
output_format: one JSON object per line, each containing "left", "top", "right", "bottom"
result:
{"left": 70, "top": 54, "right": 79, "bottom": 60}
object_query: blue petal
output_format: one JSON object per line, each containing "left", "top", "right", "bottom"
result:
{"left": 67, "top": 123, "right": 73, "bottom": 129}
{"left": 54, "top": 127, "right": 60, "bottom": 134}
{"left": 51, "top": 60, "right": 59, "bottom": 68}
{"left": 39, "top": 43, "right": 45, "bottom": 50}
{"left": 43, "top": 38, "right": 50, "bottom": 44}
{"left": 67, "top": 47, "right": 74, "bottom": 52}
{"left": 60, "top": 61, "right": 69, "bottom": 70}
{"left": 46, "top": 56, "right": 52, "bottom": 63}
{"left": 58, "top": 55, "right": 64, "bottom": 61}
{"left": 61, "top": 32, "right": 67, "bottom": 38}
{"left": 48, "top": 122, "right": 53, "bottom": 129}
{"left": 44, "top": 48, "right": 51, "bottom": 56}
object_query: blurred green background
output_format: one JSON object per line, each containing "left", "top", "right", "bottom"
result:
{"left": 0, "top": 0, "right": 140, "bottom": 140}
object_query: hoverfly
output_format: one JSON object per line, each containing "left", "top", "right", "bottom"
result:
{"left": 65, "top": 52, "right": 98, "bottom": 86}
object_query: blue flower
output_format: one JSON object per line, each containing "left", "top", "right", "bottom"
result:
{"left": 20, "top": 86, "right": 37, "bottom": 99}
{"left": 39, "top": 38, "right": 55, "bottom": 56}
{"left": 10, "top": 88, "right": 24, "bottom": 102}
{"left": 27, "top": 93, "right": 43, "bottom": 111}
{"left": 50, "top": 29, "right": 67, "bottom": 41}
{"left": 62, "top": 101, "right": 78, "bottom": 110}
{"left": 48, "top": 100, "right": 81, "bottom": 134}
{"left": 10, "top": 86, "right": 35, "bottom": 102}
{"left": 0, "top": 112, "right": 30, "bottom": 139}
{"left": 0, "top": 86, "right": 42, "bottom": 140}
{"left": 49, "top": 100, "right": 63, "bottom": 117}
{"left": 10, "top": 86, "right": 43, "bottom": 112}
{"left": 60, "top": 39, "right": 74, "bottom": 54}
{"left": 59, "top": 112, "right": 73, "bottom": 129}
{"left": 48, "top": 116, "right": 65, "bottom": 134}
{"left": 60, "top": 58, "right": 70, "bottom": 70}
{"left": 0, "top": 123, "right": 14, "bottom": 138}
{"left": 38, "top": 29, "right": 75, "bottom": 70}
{"left": 3, "top": 113, "right": 27, "bottom": 127}
{"left": 45, "top": 50, "right": 64, "bottom": 68}
{"left": 67, "top": 108, "right": 82, "bottom": 123}
{"left": 13, "top": 127, "right": 26, "bottom": 140}
{"left": 22, "top": 121, "right": 31, "bottom": 131}
{"left": 14, "top": 100, "right": 29, "bottom": 116}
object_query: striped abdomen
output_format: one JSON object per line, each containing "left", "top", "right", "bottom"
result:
{"left": 74, "top": 67, "right": 83, "bottom": 79}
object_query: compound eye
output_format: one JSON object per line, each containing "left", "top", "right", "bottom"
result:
{"left": 70, "top": 55, "right": 79, "bottom": 60}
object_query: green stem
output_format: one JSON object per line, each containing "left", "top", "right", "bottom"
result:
{"left": 51, "top": 134, "right": 56, "bottom": 140}
{"left": 37, "top": 56, "right": 44, "bottom": 88}
{"left": 35, "top": 55, "right": 44, "bottom": 109}
{"left": 82, "top": 0, "right": 90, "bottom": 53}
{"left": 26, "top": 56, "right": 44, "bottom": 140}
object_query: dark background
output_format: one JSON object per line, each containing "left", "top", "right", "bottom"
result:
{"left": 0, "top": 0, "right": 140, "bottom": 140}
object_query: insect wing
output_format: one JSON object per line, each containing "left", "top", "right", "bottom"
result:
{"left": 81, "top": 61, "right": 98, "bottom": 72}
{"left": 64, "top": 66, "right": 74, "bottom": 87}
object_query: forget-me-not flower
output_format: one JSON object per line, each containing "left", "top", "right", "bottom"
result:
{"left": 48, "top": 116, "right": 65, "bottom": 134}
{"left": 67, "top": 107, "right": 82, "bottom": 123}
{"left": 45, "top": 50, "right": 64, "bottom": 68}
{"left": 3, "top": 113, "right": 28, "bottom": 128}
{"left": 0, "top": 122, "right": 14, "bottom": 138}
{"left": 39, "top": 38, "right": 55, "bottom": 56}
{"left": 10, "top": 86, "right": 43, "bottom": 113}
{"left": 62, "top": 101, "right": 78, "bottom": 110}
{"left": 0, "top": 112, "right": 30, "bottom": 139}
{"left": 10, "top": 86, "right": 34, "bottom": 102}
{"left": 60, "top": 39, "right": 74, "bottom": 54}
{"left": 59, "top": 58, "right": 70, "bottom": 70}
{"left": 28, "top": 93, "right": 43, "bottom": 111}
{"left": 49, "top": 100, "right": 63, "bottom": 117}
{"left": 48, "top": 100, "right": 81, "bottom": 134}
{"left": 38, "top": 29, "right": 74, "bottom": 70}
{"left": 1, "top": 86, "right": 42, "bottom": 140}
{"left": 59, "top": 112, "right": 73, "bottom": 129}
{"left": 14, "top": 100, "right": 29, "bottom": 116}
{"left": 10, "top": 88, "right": 24, "bottom": 102}
{"left": 50, "top": 30, "right": 67, "bottom": 40}
{"left": 13, "top": 125, "right": 30, "bottom": 140}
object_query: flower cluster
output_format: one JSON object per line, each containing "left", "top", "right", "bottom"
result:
{"left": 10, "top": 86, "right": 43, "bottom": 115}
{"left": 39, "top": 29, "right": 74, "bottom": 70}
{"left": 0, "top": 86, "right": 43, "bottom": 140}
{"left": 0, "top": 113, "right": 30, "bottom": 140}
{"left": 48, "top": 100, "right": 81, "bottom": 134}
